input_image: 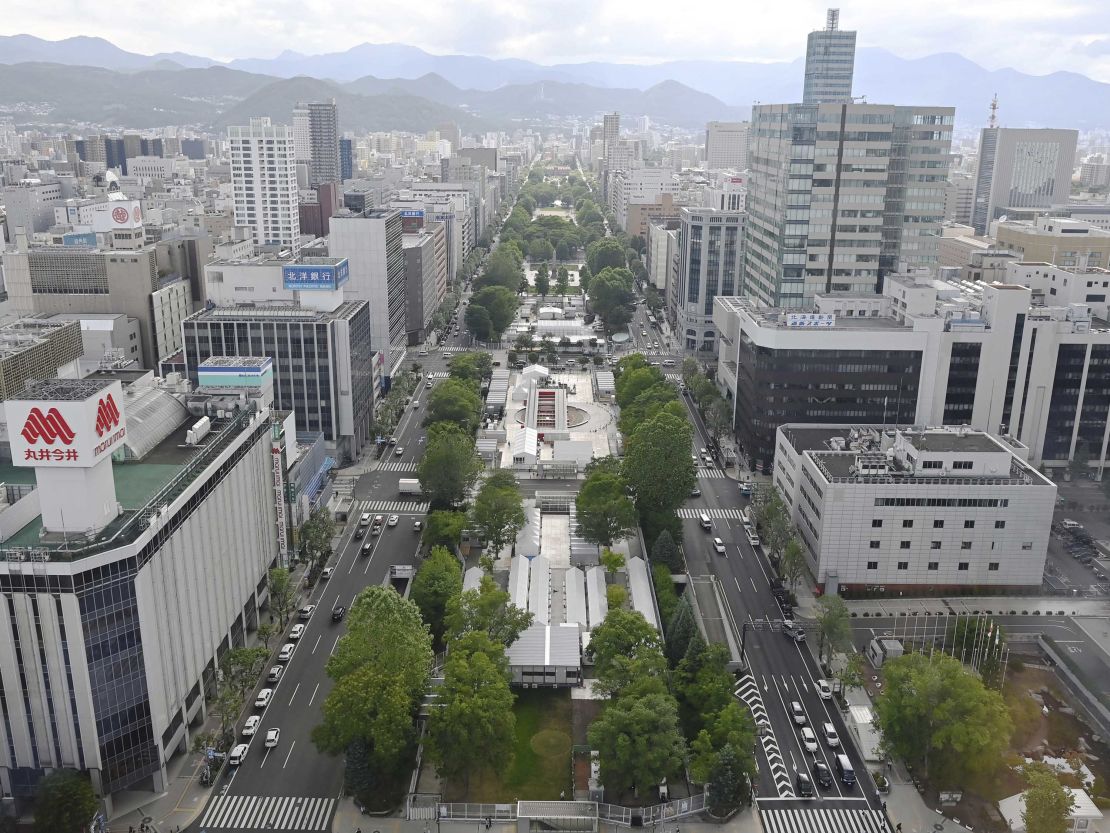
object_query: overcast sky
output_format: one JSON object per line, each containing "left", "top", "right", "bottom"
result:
{"left": 5, "top": 0, "right": 1110, "bottom": 81}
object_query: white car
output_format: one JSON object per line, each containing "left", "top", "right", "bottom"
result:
{"left": 320, "top": 567, "right": 333, "bottom": 580}
{"left": 800, "top": 727, "right": 818, "bottom": 753}
{"left": 387, "top": 514, "right": 399, "bottom": 527}
{"left": 816, "top": 679, "right": 833, "bottom": 700}
{"left": 267, "top": 665, "right": 283, "bottom": 683}
{"left": 713, "top": 537, "right": 726, "bottom": 554}
{"left": 823, "top": 722, "right": 840, "bottom": 748}
{"left": 289, "top": 624, "right": 305, "bottom": 641}
{"left": 298, "top": 605, "right": 316, "bottom": 620}
{"left": 254, "top": 688, "right": 273, "bottom": 709}
{"left": 265, "top": 727, "right": 281, "bottom": 748}
{"left": 229, "top": 743, "right": 249, "bottom": 766}
{"left": 278, "top": 643, "right": 295, "bottom": 662}
{"left": 242, "top": 715, "right": 261, "bottom": 736}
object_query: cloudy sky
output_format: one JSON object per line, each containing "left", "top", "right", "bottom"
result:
{"left": 5, "top": 0, "right": 1110, "bottom": 80}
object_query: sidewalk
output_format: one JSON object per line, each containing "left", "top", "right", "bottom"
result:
{"left": 843, "top": 596, "right": 1110, "bottom": 618}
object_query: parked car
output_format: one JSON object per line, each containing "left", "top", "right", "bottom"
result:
{"left": 267, "top": 665, "right": 283, "bottom": 683}
{"left": 277, "top": 643, "right": 295, "bottom": 662}
{"left": 816, "top": 679, "right": 833, "bottom": 700}
{"left": 783, "top": 619, "right": 806, "bottom": 642}
{"left": 254, "top": 689, "right": 273, "bottom": 709}
{"left": 289, "top": 624, "right": 305, "bottom": 641}
{"left": 320, "top": 567, "right": 333, "bottom": 580}
{"left": 242, "top": 715, "right": 261, "bottom": 736}
{"left": 229, "top": 744, "right": 249, "bottom": 766}
{"left": 298, "top": 605, "right": 315, "bottom": 620}
{"left": 822, "top": 722, "right": 840, "bottom": 748}
{"left": 413, "top": 519, "right": 423, "bottom": 532}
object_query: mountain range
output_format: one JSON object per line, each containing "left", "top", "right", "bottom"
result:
{"left": 2, "top": 34, "right": 1109, "bottom": 129}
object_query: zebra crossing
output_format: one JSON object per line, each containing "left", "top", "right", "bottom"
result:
{"left": 352, "top": 499, "right": 430, "bottom": 514}
{"left": 759, "top": 808, "right": 887, "bottom": 833}
{"left": 734, "top": 675, "right": 793, "bottom": 798}
{"left": 376, "top": 461, "right": 419, "bottom": 472}
{"left": 198, "top": 794, "right": 335, "bottom": 830}
{"left": 678, "top": 507, "right": 746, "bottom": 520}
{"left": 697, "top": 466, "right": 726, "bottom": 478}
{"left": 424, "top": 371, "right": 450, "bottom": 379}
{"left": 665, "top": 372, "right": 683, "bottom": 382}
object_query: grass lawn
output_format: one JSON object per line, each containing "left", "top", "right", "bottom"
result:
{"left": 460, "top": 689, "right": 574, "bottom": 802}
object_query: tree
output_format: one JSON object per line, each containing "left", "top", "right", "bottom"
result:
{"left": 874, "top": 652, "right": 1012, "bottom": 785}
{"left": 705, "top": 744, "right": 752, "bottom": 813}
{"left": 600, "top": 547, "right": 626, "bottom": 574}
{"left": 754, "top": 489, "right": 792, "bottom": 563}
{"left": 411, "top": 546, "right": 463, "bottom": 645}
{"left": 344, "top": 737, "right": 376, "bottom": 805}
{"left": 446, "top": 574, "right": 533, "bottom": 647}
{"left": 268, "top": 566, "right": 295, "bottom": 628}
{"left": 607, "top": 583, "right": 628, "bottom": 608}
{"left": 622, "top": 412, "right": 695, "bottom": 516}
{"left": 556, "top": 265, "right": 570, "bottom": 294}
{"left": 835, "top": 651, "right": 866, "bottom": 697}
{"left": 312, "top": 661, "right": 417, "bottom": 765}
{"left": 470, "top": 470, "right": 526, "bottom": 561}
{"left": 1022, "top": 763, "right": 1077, "bottom": 833}
{"left": 426, "top": 636, "right": 516, "bottom": 790}
{"left": 589, "top": 266, "right": 635, "bottom": 330}
{"left": 629, "top": 234, "right": 647, "bottom": 255}
{"left": 588, "top": 692, "right": 687, "bottom": 796}
{"left": 476, "top": 249, "right": 522, "bottom": 293}
{"left": 555, "top": 240, "right": 572, "bottom": 262}
{"left": 417, "top": 423, "right": 482, "bottom": 509}
{"left": 422, "top": 510, "right": 469, "bottom": 551}
{"left": 652, "top": 530, "right": 685, "bottom": 573}
{"left": 464, "top": 302, "right": 493, "bottom": 340}
{"left": 468, "top": 285, "right": 517, "bottom": 338}
{"left": 299, "top": 506, "right": 334, "bottom": 576}
{"left": 33, "top": 770, "right": 98, "bottom": 833}
{"left": 589, "top": 608, "right": 667, "bottom": 696}
{"left": 665, "top": 594, "right": 696, "bottom": 665}
{"left": 529, "top": 238, "right": 555, "bottom": 262}
{"left": 256, "top": 620, "right": 275, "bottom": 650}
{"left": 681, "top": 357, "right": 701, "bottom": 387}
{"left": 673, "top": 642, "right": 735, "bottom": 737}
{"left": 780, "top": 535, "right": 807, "bottom": 590}
{"left": 814, "top": 594, "right": 852, "bottom": 665}
{"left": 587, "top": 237, "right": 628, "bottom": 275}
{"left": 425, "top": 378, "right": 482, "bottom": 432}
{"left": 534, "top": 262, "right": 551, "bottom": 296}
{"left": 575, "top": 471, "right": 637, "bottom": 549}
{"left": 704, "top": 399, "right": 732, "bottom": 444}
{"left": 448, "top": 351, "right": 492, "bottom": 384}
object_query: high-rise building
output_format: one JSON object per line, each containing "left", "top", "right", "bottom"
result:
{"left": 228, "top": 117, "right": 300, "bottom": 248}
{"left": 292, "top": 106, "right": 311, "bottom": 162}
{"left": 302, "top": 100, "right": 340, "bottom": 187}
{"left": 674, "top": 207, "right": 744, "bottom": 353}
{"left": 339, "top": 137, "right": 354, "bottom": 181}
{"left": 0, "top": 317, "right": 83, "bottom": 399}
{"left": 970, "top": 127, "right": 1078, "bottom": 234}
{"left": 329, "top": 208, "right": 407, "bottom": 375}
{"left": 802, "top": 8, "right": 857, "bottom": 104}
{"left": 744, "top": 102, "right": 953, "bottom": 307}
{"left": 403, "top": 231, "right": 438, "bottom": 345}
{"left": 944, "top": 172, "right": 975, "bottom": 225}
{"left": 602, "top": 113, "right": 620, "bottom": 163}
{"left": 704, "top": 121, "right": 750, "bottom": 171}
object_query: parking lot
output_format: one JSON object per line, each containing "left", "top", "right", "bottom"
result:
{"left": 1042, "top": 477, "right": 1110, "bottom": 596}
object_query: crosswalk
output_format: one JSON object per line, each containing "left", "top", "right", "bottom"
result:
{"left": 678, "top": 507, "right": 746, "bottom": 520}
{"left": 665, "top": 373, "right": 683, "bottom": 382}
{"left": 735, "top": 674, "right": 792, "bottom": 797}
{"left": 198, "top": 794, "right": 335, "bottom": 831}
{"left": 697, "top": 467, "right": 726, "bottom": 478}
{"left": 424, "top": 371, "right": 450, "bottom": 379}
{"left": 759, "top": 809, "right": 886, "bottom": 833}
{"left": 376, "top": 461, "right": 419, "bottom": 472}
{"left": 352, "top": 499, "right": 430, "bottom": 514}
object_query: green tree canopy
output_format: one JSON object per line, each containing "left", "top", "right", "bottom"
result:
{"left": 312, "top": 661, "right": 416, "bottom": 763}
{"left": 575, "top": 470, "right": 638, "bottom": 548}
{"left": 467, "top": 285, "right": 518, "bottom": 340}
{"left": 814, "top": 594, "right": 852, "bottom": 665}
{"left": 652, "top": 530, "right": 685, "bottom": 573}
{"left": 589, "top": 266, "right": 635, "bottom": 330}
{"left": 447, "top": 351, "right": 492, "bottom": 384}
{"left": 622, "top": 411, "right": 695, "bottom": 516}
{"left": 417, "top": 423, "right": 482, "bottom": 509}
{"left": 587, "top": 237, "right": 628, "bottom": 275}
{"left": 1022, "top": 763, "right": 1077, "bottom": 833}
{"left": 33, "top": 770, "right": 98, "bottom": 833}
{"left": 411, "top": 546, "right": 463, "bottom": 645}
{"left": 424, "top": 377, "right": 482, "bottom": 433}
{"left": 534, "top": 262, "right": 551, "bottom": 296}
{"left": 589, "top": 608, "right": 667, "bottom": 696}
{"left": 268, "top": 566, "right": 295, "bottom": 628}
{"left": 470, "top": 470, "right": 526, "bottom": 562}
{"left": 475, "top": 249, "right": 523, "bottom": 293}
{"left": 421, "top": 510, "right": 469, "bottom": 551}
{"left": 587, "top": 691, "right": 687, "bottom": 796}
{"left": 446, "top": 574, "right": 534, "bottom": 647}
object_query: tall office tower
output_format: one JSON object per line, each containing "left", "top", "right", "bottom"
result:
{"left": 227, "top": 117, "right": 300, "bottom": 248}
{"left": 339, "top": 138, "right": 354, "bottom": 181}
{"left": 292, "top": 106, "right": 312, "bottom": 162}
{"left": 704, "top": 121, "right": 750, "bottom": 171}
{"left": 744, "top": 102, "right": 953, "bottom": 308}
{"left": 674, "top": 207, "right": 744, "bottom": 353}
{"left": 970, "top": 127, "right": 1078, "bottom": 234}
{"left": 602, "top": 112, "right": 621, "bottom": 162}
{"left": 802, "top": 8, "right": 857, "bottom": 104}
{"left": 303, "top": 100, "right": 340, "bottom": 187}
{"left": 329, "top": 208, "right": 407, "bottom": 375}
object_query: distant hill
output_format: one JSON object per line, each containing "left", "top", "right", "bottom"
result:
{"left": 0, "top": 34, "right": 216, "bottom": 70}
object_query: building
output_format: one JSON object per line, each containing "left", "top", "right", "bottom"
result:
{"left": 297, "top": 181, "right": 342, "bottom": 237}
{"left": 339, "top": 138, "right": 354, "bottom": 181}
{"left": 602, "top": 113, "right": 620, "bottom": 164}
{"left": 704, "top": 122, "right": 750, "bottom": 171}
{"left": 609, "top": 168, "right": 679, "bottom": 234}
{"left": 0, "top": 376, "right": 279, "bottom": 813}
{"left": 944, "top": 173, "right": 975, "bottom": 225}
{"left": 675, "top": 207, "right": 744, "bottom": 353}
{"left": 2, "top": 181, "right": 63, "bottom": 239}
{"left": 181, "top": 301, "right": 373, "bottom": 461}
{"left": 995, "top": 216, "right": 1110, "bottom": 269}
{"left": 745, "top": 102, "right": 953, "bottom": 307}
{"left": 802, "top": 9, "right": 857, "bottom": 104}
{"left": 0, "top": 317, "right": 83, "bottom": 400}
{"left": 328, "top": 208, "right": 407, "bottom": 376}
{"left": 971, "top": 128, "right": 1078, "bottom": 234}
{"left": 300, "top": 100, "right": 340, "bottom": 188}
{"left": 1005, "top": 260, "right": 1110, "bottom": 320}
{"left": 228, "top": 117, "right": 300, "bottom": 248}
{"left": 714, "top": 269, "right": 1110, "bottom": 475}
{"left": 36, "top": 312, "right": 144, "bottom": 371}
{"left": 403, "top": 231, "right": 438, "bottom": 344}
{"left": 646, "top": 220, "right": 680, "bottom": 292}
{"left": 292, "top": 106, "right": 311, "bottom": 163}
{"left": 773, "top": 424, "right": 1055, "bottom": 594}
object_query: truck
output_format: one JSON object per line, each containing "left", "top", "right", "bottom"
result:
{"left": 398, "top": 478, "right": 423, "bottom": 496}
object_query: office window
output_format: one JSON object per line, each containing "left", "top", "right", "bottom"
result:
{"left": 961, "top": 541, "right": 973, "bottom": 550}
{"left": 921, "top": 460, "right": 943, "bottom": 469}
{"left": 930, "top": 541, "right": 942, "bottom": 549}
{"left": 952, "top": 460, "right": 973, "bottom": 470}
{"left": 957, "top": 562, "right": 969, "bottom": 570}
{"left": 902, "top": 519, "right": 914, "bottom": 528}
{"left": 870, "top": 541, "right": 881, "bottom": 549}
{"left": 866, "top": 561, "right": 878, "bottom": 570}
{"left": 995, "top": 520, "right": 1006, "bottom": 529}
{"left": 897, "top": 561, "right": 909, "bottom": 570}
{"left": 927, "top": 561, "right": 939, "bottom": 570}
{"left": 933, "top": 519, "right": 944, "bottom": 528}
{"left": 872, "top": 519, "right": 883, "bottom": 528}
{"left": 988, "top": 563, "right": 1000, "bottom": 571}
{"left": 964, "top": 520, "right": 975, "bottom": 529}
{"left": 900, "top": 541, "right": 911, "bottom": 549}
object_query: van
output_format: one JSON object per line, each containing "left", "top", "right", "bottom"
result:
{"left": 1061, "top": 519, "right": 1082, "bottom": 530}
{"left": 699, "top": 513, "right": 712, "bottom": 531}
{"left": 229, "top": 743, "right": 249, "bottom": 766}
{"left": 835, "top": 753, "right": 855, "bottom": 787}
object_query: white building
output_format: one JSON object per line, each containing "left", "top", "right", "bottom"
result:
{"left": 646, "top": 221, "right": 679, "bottom": 292}
{"left": 0, "top": 377, "right": 279, "bottom": 814}
{"left": 773, "top": 424, "right": 1055, "bottom": 594}
{"left": 971, "top": 128, "right": 1078, "bottom": 234}
{"left": 704, "top": 122, "right": 750, "bottom": 172}
{"left": 609, "top": 168, "right": 679, "bottom": 233}
{"left": 227, "top": 117, "right": 300, "bottom": 249}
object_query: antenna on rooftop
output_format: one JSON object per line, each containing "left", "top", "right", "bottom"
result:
{"left": 987, "top": 94, "right": 999, "bottom": 129}
{"left": 826, "top": 8, "right": 840, "bottom": 30}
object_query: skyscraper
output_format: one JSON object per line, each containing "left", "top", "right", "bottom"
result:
{"left": 744, "top": 102, "right": 953, "bottom": 307}
{"left": 292, "top": 106, "right": 311, "bottom": 162}
{"left": 970, "top": 127, "right": 1078, "bottom": 234}
{"left": 675, "top": 207, "right": 744, "bottom": 353}
{"left": 339, "top": 137, "right": 354, "bottom": 181}
{"left": 802, "top": 9, "right": 857, "bottom": 105}
{"left": 704, "top": 121, "right": 750, "bottom": 171}
{"left": 602, "top": 112, "right": 621, "bottom": 163}
{"left": 302, "top": 100, "right": 340, "bottom": 187}
{"left": 228, "top": 117, "right": 300, "bottom": 248}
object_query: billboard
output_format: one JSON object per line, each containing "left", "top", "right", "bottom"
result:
{"left": 785, "top": 313, "right": 835, "bottom": 328}
{"left": 400, "top": 209, "right": 425, "bottom": 218}
{"left": 62, "top": 232, "right": 97, "bottom": 247}
{"left": 86, "top": 199, "right": 143, "bottom": 232}
{"left": 4, "top": 381, "right": 127, "bottom": 468}
{"left": 282, "top": 259, "right": 350, "bottom": 291}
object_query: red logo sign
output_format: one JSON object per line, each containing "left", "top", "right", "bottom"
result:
{"left": 132, "top": 207, "right": 142, "bottom": 223}
{"left": 95, "top": 394, "right": 121, "bottom": 437}
{"left": 21, "top": 408, "right": 76, "bottom": 446}
{"left": 112, "top": 206, "right": 129, "bottom": 224}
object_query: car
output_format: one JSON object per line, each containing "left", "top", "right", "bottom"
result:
{"left": 254, "top": 688, "right": 273, "bottom": 709}
{"left": 413, "top": 519, "right": 423, "bottom": 532}
{"left": 298, "top": 605, "right": 316, "bottom": 620}
{"left": 641, "top": 330, "right": 648, "bottom": 336}
{"left": 412, "top": 400, "right": 420, "bottom": 408}
{"left": 242, "top": 715, "right": 261, "bottom": 736}
{"left": 739, "top": 481, "right": 754, "bottom": 495}
{"left": 800, "top": 727, "right": 818, "bottom": 753}
{"left": 700, "top": 448, "right": 708, "bottom": 455}
{"left": 426, "top": 373, "right": 434, "bottom": 380}
{"left": 361, "top": 540, "right": 372, "bottom": 556}
{"left": 373, "top": 515, "right": 384, "bottom": 526}
{"left": 795, "top": 772, "right": 814, "bottom": 798}
{"left": 791, "top": 701, "right": 807, "bottom": 725}
{"left": 783, "top": 619, "right": 806, "bottom": 642}
{"left": 813, "top": 761, "right": 834, "bottom": 789}
{"left": 265, "top": 728, "right": 281, "bottom": 748}
{"left": 267, "top": 665, "right": 283, "bottom": 683}
{"left": 711, "top": 537, "right": 727, "bottom": 554}
{"left": 278, "top": 643, "right": 295, "bottom": 662}
{"left": 354, "top": 526, "right": 366, "bottom": 540}
{"left": 816, "top": 679, "right": 833, "bottom": 700}
{"left": 691, "top": 454, "right": 699, "bottom": 463}
{"left": 229, "top": 743, "right": 249, "bottom": 766}
{"left": 823, "top": 722, "right": 840, "bottom": 748}
{"left": 387, "top": 436, "right": 397, "bottom": 445}
{"left": 394, "top": 446, "right": 404, "bottom": 456}
{"left": 690, "top": 487, "right": 702, "bottom": 497}
{"left": 371, "top": 524, "right": 383, "bottom": 536}
{"left": 289, "top": 624, "right": 305, "bottom": 641}
{"left": 702, "top": 454, "right": 714, "bottom": 464}
{"left": 320, "top": 567, "right": 333, "bottom": 581}
{"left": 387, "top": 514, "right": 399, "bottom": 527}
{"left": 332, "top": 605, "right": 346, "bottom": 622}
